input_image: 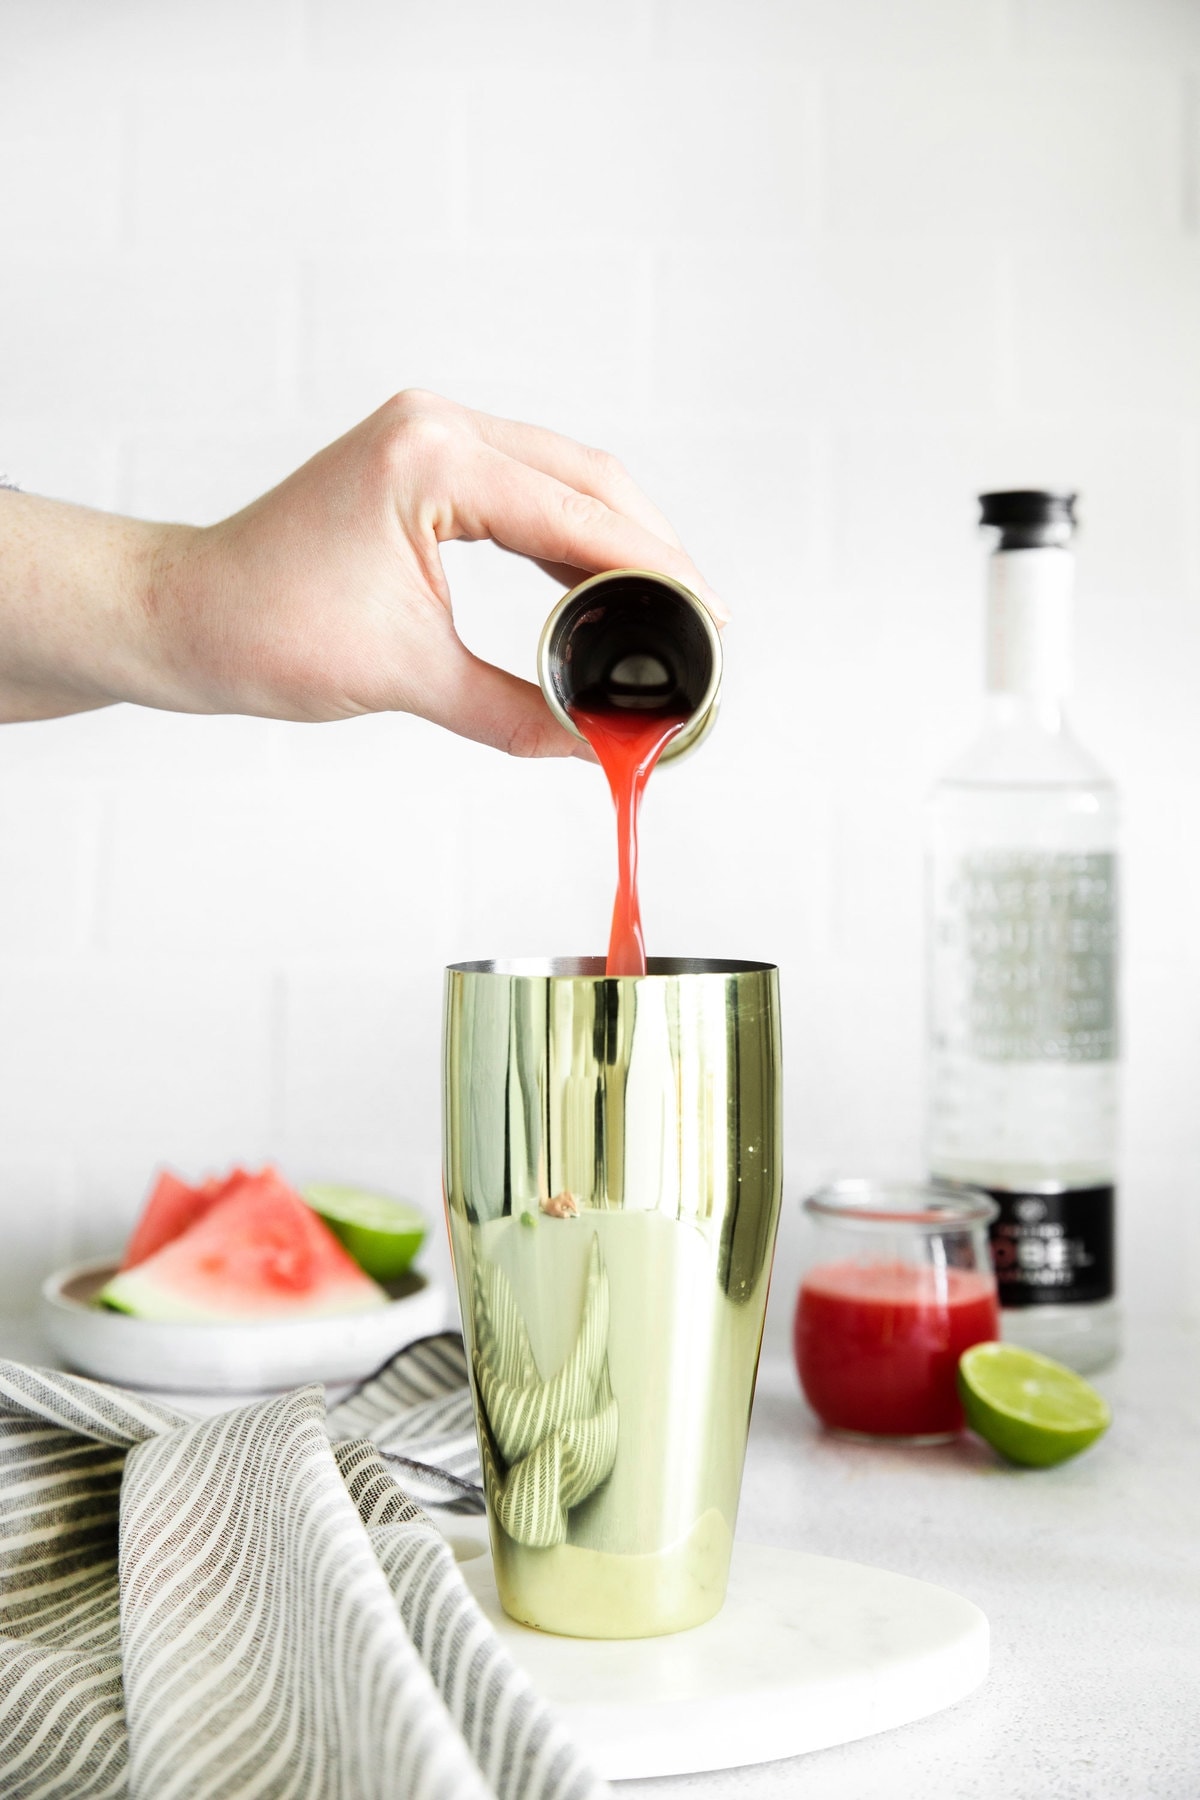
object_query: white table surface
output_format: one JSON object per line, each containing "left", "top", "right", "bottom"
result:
{"left": 3, "top": 1312, "right": 1197, "bottom": 1798}
{"left": 622, "top": 1329, "right": 1200, "bottom": 1800}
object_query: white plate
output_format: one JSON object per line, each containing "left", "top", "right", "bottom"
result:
{"left": 40, "top": 1258, "right": 447, "bottom": 1394}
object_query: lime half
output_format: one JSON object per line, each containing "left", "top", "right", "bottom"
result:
{"left": 304, "top": 1185, "right": 427, "bottom": 1284}
{"left": 958, "top": 1342, "right": 1111, "bottom": 1468}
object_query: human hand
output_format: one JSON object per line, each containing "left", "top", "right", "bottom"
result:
{"left": 137, "top": 390, "right": 725, "bottom": 755}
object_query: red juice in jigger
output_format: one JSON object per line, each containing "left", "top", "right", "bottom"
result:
{"left": 794, "top": 1261, "right": 1000, "bottom": 1439}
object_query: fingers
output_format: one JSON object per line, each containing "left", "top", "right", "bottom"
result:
{"left": 466, "top": 410, "right": 684, "bottom": 551}
{"left": 531, "top": 558, "right": 593, "bottom": 590}
{"left": 450, "top": 443, "right": 729, "bottom": 625}
{"left": 417, "top": 641, "right": 588, "bottom": 760}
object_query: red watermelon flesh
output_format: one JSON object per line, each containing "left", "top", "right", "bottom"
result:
{"left": 101, "top": 1169, "right": 387, "bottom": 1321}
{"left": 120, "top": 1165, "right": 254, "bottom": 1270}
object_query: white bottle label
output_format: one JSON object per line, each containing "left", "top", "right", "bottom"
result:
{"left": 986, "top": 547, "right": 1073, "bottom": 702}
{"left": 937, "top": 851, "right": 1118, "bottom": 1063}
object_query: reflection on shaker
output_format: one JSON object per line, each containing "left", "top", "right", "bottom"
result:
{"left": 473, "top": 1234, "right": 618, "bottom": 1551}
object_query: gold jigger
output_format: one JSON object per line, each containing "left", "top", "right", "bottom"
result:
{"left": 537, "top": 568, "right": 723, "bottom": 765}
{"left": 443, "top": 957, "right": 782, "bottom": 1639}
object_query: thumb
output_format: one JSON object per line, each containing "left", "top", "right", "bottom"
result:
{"left": 416, "top": 642, "right": 588, "bottom": 760}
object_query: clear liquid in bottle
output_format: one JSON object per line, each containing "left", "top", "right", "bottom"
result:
{"left": 927, "top": 491, "right": 1120, "bottom": 1373}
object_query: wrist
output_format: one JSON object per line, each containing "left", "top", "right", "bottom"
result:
{"left": 0, "top": 496, "right": 203, "bottom": 721}
{"left": 68, "top": 512, "right": 209, "bottom": 716}
{"left": 133, "top": 519, "right": 216, "bottom": 712}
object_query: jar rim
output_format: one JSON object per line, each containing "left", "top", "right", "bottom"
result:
{"left": 802, "top": 1178, "right": 999, "bottom": 1229}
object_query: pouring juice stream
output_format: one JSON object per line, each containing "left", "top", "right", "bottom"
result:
{"left": 567, "top": 694, "right": 689, "bottom": 976}
{"left": 539, "top": 569, "right": 723, "bottom": 977}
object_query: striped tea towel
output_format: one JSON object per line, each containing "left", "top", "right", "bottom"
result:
{"left": 325, "top": 1331, "right": 485, "bottom": 1510}
{"left": 0, "top": 1333, "right": 610, "bottom": 1800}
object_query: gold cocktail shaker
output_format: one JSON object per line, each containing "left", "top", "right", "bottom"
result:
{"left": 443, "top": 957, "right": 782, "bottom": 1638}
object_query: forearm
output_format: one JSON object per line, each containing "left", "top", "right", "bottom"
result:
{"left": 0, "top": 393, "right": 720, "bottom": 746}
{"left": 0, "top": 491, "right": 195, "bottom": 722}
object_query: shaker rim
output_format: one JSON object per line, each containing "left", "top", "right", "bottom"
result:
{"left": 447, "top": 955, "right": 778, "bottom": 979}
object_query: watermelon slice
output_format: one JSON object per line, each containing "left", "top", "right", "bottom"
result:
{"left": 120, "top": 1166, "right": 254, "bottom": 1270}
{"left": 100, "top": 1169, "right": 388, "bottom": 1322}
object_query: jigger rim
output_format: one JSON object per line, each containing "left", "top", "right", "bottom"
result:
{"left": 537, "top": 567, "right": 723, "bottom": 765}
{"left": 446, "top": 956, "right": 777, "bottom": 979}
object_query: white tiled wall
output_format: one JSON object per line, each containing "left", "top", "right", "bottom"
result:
{"left": 1, "top": 0, "right": 1198, "bottom": 1341}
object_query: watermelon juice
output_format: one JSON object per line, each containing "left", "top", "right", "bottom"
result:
{"left": 567, "top": 696, "right": 690, "bottom": 977}
{"left": 794, "top": 1260, "right": 1000, "bottom": 1439}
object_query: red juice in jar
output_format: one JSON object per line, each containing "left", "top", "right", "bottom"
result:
{"left": 794, "top": 1259, "right": 1000, "bottom": 1440}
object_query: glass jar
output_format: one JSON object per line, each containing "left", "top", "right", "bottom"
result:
{"left": 793, "top": 1179, "right": 1000, "bottom": 1444}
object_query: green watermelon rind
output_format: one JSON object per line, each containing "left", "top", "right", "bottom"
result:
{"left": 97, "top": 1263, "right": 388, "bottom": 1324}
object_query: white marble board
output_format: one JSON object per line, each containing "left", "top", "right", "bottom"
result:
{"left": 454, "top": 1532, "right": 989, "bottom": 1781}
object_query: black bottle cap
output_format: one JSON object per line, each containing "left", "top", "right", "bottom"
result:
{"left": 979, "top": 489, "right": 1077, "bottom": 550}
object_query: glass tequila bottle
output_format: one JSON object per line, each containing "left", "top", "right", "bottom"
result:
{"left": 927, "top": 491, "right": 1119, "bottom": 1373}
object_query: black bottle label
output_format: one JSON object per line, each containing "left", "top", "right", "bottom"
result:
{"left": 987, "top": 1185, "right": 1115, "bottom": 1307}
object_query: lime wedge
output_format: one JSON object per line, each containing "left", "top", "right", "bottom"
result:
{"left": 958, "top": 1342, "right": 1111, "bottom": 1468}
{"left": 303, "top": 1185, "right": 427, "bottom": 1284}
